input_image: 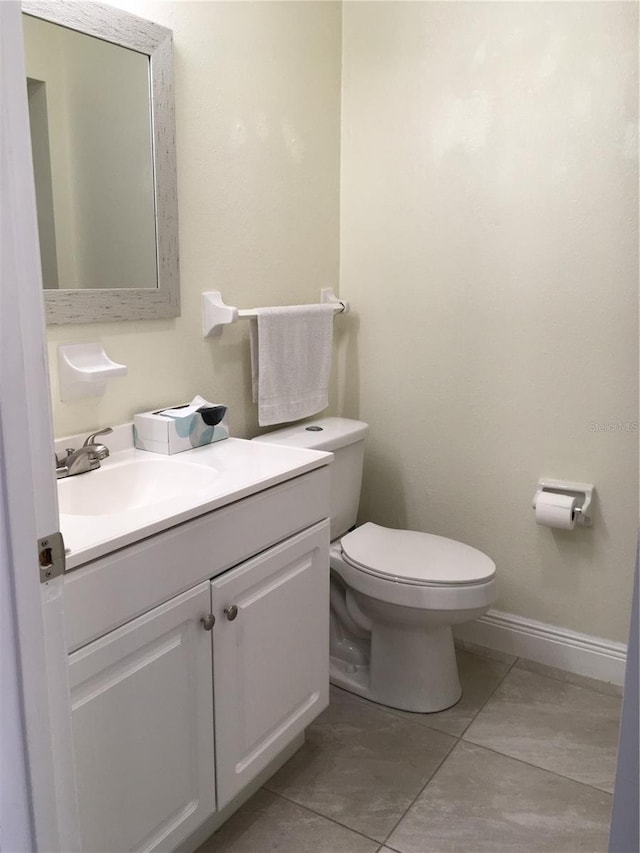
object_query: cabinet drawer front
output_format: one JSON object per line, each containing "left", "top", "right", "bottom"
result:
{"left": 68, "top": 582, "right": 215, "bottom": 853}
{"left": 212, "top": 521, "right": 329, "bottom": 809}
{"left": 65, "top": 467, "right": 330, "bottom": 652}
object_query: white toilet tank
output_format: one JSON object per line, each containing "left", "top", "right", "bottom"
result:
{"left": 252, "top": 417, "right": 368, "bottom": 540}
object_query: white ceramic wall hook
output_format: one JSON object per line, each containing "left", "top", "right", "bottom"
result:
{"left": 58, "top": 343, "right": 127, "bottom": 401}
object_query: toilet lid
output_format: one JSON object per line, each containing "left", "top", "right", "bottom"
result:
{"left": 341, "top": 523, "right": 496, "bottom": 586}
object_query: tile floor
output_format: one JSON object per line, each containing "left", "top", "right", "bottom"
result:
{"left": 196, "top": 647, "right": 622, "bottom": 853}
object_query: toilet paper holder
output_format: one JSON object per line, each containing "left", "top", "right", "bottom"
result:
{"left": 532, "top": 479, "right": 594, "bottom": 527}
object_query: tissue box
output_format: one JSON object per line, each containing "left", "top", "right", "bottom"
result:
{"left": 134, "top": 404, "right": 229, "bottom": 455}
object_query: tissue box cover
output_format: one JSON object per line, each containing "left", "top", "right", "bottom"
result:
{"left": 134, "top": 404, "right": 229, "bottom": 455}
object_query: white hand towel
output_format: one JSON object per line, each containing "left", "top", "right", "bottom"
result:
{"left": 249, "top": 304, "right": 334, "bottom": 426}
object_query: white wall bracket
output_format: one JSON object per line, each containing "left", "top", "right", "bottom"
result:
{"left": 201, "top": 291, "right": 239, "bottom": 338}
{"left": 202, "top": 288, "right": 349, "bottom": 338}
{"left": 57, "top": 343, "right": 127, "bottom": 401}
{"left": 532, "top": 479, "right": 595, "bottom": 527}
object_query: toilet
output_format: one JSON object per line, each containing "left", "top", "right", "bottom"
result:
{"left": 253, "top": 417, "right": 497, "bottom": 714}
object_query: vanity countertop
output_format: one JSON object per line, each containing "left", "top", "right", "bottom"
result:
{"left": 57, "top": 430, "right": 332, "bottom": 570}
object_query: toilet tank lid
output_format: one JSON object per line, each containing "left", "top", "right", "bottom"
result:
{"left": 252, "top": 417, "right": 369, "bottom": 452}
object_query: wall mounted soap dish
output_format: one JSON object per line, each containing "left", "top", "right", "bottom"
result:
{"left": 58, "top": 343, "right": 127, "bottom": 401}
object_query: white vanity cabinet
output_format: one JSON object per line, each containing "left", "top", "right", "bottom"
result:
{"left": 63, "top": 466, "right": 330, "bottom": 853}
{"left": 211, "top": 523, "right": 329, "bottom": 809}
{"left": 68, "top": 582, "right": 216, "bottom": 853}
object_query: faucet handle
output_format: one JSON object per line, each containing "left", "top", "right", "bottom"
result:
{"left": 83, "top": 427, "right": 113, "bottom": 447}
{"left": 54, "top": 449, "right": 74, "bottom": 478}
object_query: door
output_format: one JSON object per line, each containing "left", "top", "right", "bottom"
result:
{"left": 212, "top": 521, "right": 329, "bottom": 809}
{"left": 68, "top": 582, "right": 216, "bottom": 853}
{"left": 1, "top": 3, "right": 79, "bottom": 849}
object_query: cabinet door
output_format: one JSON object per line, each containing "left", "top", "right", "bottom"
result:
{"left": 68, "top": 582, "right": 215, "bottom": 853}
{"left": 212, "top": 521, "right": 329, "bottom": 809}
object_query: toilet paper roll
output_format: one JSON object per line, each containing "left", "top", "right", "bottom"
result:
{"left": 535, "top": 492, "right": 577, "bottom": 530}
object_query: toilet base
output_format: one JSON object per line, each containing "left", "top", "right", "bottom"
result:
{"left": 330, "top": 621, "right": 462, "bottom": 714}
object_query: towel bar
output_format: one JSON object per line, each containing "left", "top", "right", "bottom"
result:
{"left": 202, "top": 288, "right": 349, "bottom": 337}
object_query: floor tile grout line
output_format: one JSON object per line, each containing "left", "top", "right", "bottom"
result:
{"left": 260, "top": 785, "right": 384, "bottom": 847}
{"left": 263, "top": 659, "right": 614, "bottom": 849}
{"left": 460, "top": 646, "right": 624, "bottom": 702}
{"left": 312, "top": 685, "right": 469, "bottom": 847}
{"left": 458, "top": 736, "right": 615, "bottom": 797}
{"left": 379, "top": 730, "right": 460, "bottom": 847}
{"left": 204, "top": 657, "right": 615, "bottom": 851}
{"left": 377, "top": 664, "right": 511, "bottom": 850}
{"left": 332, "top": 653, "right": 519, "bottom": 742}
{"left": 462, "top": 655, "right": 619, "bottom": 796}
{"left": 512, "top": 657, "right": 624, "bottom": 699}
{"left": 455, "top": 654, "right": 520, "bottom": 739}
{"left": 378, "top": 653, "right": 578, "bottom": 848}
{"left": 265, "top": 685, "right": 462, "bottom": 848}
{"left": 379, "top": 729, "right": 613, "bottom": 851}
{"left": 382, "top": 651, "right": 518, "bottom": 741}
{"left": 326, "top": 657, "right": 524, "bottom": 848}
{"left": 331, "top": 685, "right": 461, "bottom": 739}
{"left": 262, "top": 728, "right": 612, "bottom": 853}
{"left": 377, "top": 842, "right": 402, "bottom": 853}
{"left": 289, "top": 684, "right": 465, "bottom": 847}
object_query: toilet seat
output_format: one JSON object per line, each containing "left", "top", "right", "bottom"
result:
{"left": 341, "top": 523, "right": 496, "bottom": 587}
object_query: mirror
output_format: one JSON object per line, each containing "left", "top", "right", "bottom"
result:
{"left": 22, "top": 0, "right": 180, "bottom": 323}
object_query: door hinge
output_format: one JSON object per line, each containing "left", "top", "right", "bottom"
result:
{"left": 38, "top": 532, "right": 66, "bottom": 582}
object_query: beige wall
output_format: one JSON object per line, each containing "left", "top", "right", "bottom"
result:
{"left": 340, "top": 2, "right": 638, "bottom": 643}
{"left": 43, "top": 1, "right": 637, "bottom": 644}
{"left": 46, "top": 0, "right": 342, "bottom": 439}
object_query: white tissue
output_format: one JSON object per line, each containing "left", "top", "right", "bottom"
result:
{"left": 159, "top": 395, "right": 211, "bottom": 420}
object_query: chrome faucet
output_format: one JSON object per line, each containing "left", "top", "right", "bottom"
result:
{"left": 55, "top": 428, "right": 113, "bottom": 479}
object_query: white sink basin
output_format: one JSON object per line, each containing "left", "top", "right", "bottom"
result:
{"left": 58, "top": 457, "right": 219, "bottom": 516}
{"left": 56, "top": 435, "right": 332, "bottom": 570}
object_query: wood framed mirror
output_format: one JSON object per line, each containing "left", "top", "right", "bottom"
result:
{"left": 22, "top": 0, "right": 180, "bottom": 323}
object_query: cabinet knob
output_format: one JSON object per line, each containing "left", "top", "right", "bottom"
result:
{"left": 224, "top": 604, "right": 238, "bottom": 621}
{"left": 200, "top": 614, "right": 215, "bottom": 631}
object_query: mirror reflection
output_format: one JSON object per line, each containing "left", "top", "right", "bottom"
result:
{"left": 23, "top": 14, "right": 158, "bottom": 291}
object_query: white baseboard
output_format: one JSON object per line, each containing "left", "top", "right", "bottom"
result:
{"left": 454, "top": 609, "right": 628, "bottom": 687}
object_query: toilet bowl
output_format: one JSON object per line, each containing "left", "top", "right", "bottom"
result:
{"left": 252, "top": 417, "right": 497, "bottom": 714}
{"left": 329, "top": 523, "right": 496, "bottom": 712}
